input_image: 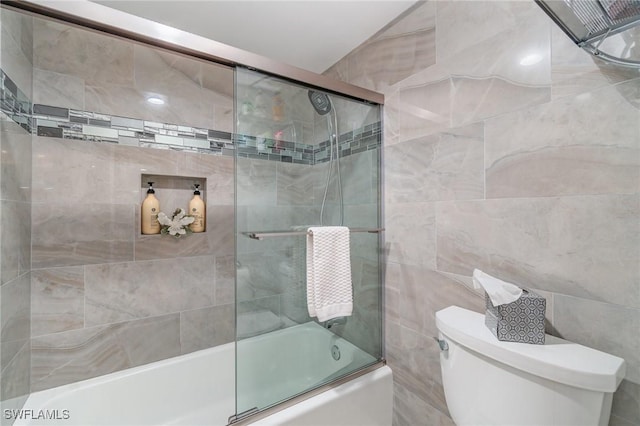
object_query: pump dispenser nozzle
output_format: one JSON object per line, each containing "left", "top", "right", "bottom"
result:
{"left": 189, "top": 183, "right": 205, "bottom": 233}
{"left": 147, "top": 182, "right": 155, "bottom": 194}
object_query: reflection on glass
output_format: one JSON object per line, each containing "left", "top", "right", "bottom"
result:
{"left": 235, "top": 67, "right": 383, "bottom": 415}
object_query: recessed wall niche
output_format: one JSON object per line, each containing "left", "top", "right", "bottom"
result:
{"left": 140, "top": 174, "right": 207, "bottom": 235}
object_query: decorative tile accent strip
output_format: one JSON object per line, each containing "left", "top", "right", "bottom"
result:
{"left": 1, "top": 67, "right": 380, "bottom": 164}
{"left": 314, "top": 121, "right": 382, "bottom": 164}
{"left": 0, "top": 69, "right": 32, "bottom": 132}
{"left": 31, "top": 104, "right": 235, "bottom": 155}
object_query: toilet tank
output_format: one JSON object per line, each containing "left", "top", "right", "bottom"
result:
{"left": 436, "top": 306, "right": 625, "bottom": 426}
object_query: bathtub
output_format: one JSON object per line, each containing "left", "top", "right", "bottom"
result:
{"left": 14, "top": 322, "right": 392, "bottom": 426}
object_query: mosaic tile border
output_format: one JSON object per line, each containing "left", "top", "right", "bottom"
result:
{"left": 32, "top": 103, "right": 236, "bottom": 156}
{"left": 1, "top": 68, "right": 381, "bottom": 165}
{"left": 0, "top": 69, "right": 32, "bottom": 132}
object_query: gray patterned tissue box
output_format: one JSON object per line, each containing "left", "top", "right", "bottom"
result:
{"left": 484, "top": 289, "right": 546, "bottom": 344}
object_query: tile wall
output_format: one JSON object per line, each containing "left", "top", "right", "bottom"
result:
{"left": 21, "top": 15, "right": 238, "bottom": 392}
{"left": 0, "top": 7, "right": 33, "bottom": 421}
{"left": 1, "top": 8, "right": 385, "bottom": 398}
{"left": 325, "top": 1, "right": 640, "bottom": 425}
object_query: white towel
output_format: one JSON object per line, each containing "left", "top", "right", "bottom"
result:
{"left": 306, "top": 226, "right": 353, "bottom": 322}
{"left": 472, "top": 269, "right": 523, "bottom": 306}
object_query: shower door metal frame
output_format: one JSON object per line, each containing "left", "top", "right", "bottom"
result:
{"left": 3, "top": 0, "right": 384, "bottom": 104}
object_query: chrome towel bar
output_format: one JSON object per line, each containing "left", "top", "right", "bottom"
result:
{"left": 243, "top": 228, "right": 384, "bottom": 240}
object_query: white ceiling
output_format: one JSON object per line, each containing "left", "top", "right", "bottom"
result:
{"left": 93, "top": 1, "right": 419, "bottom": 73}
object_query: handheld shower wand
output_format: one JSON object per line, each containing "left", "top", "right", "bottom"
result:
{"left": 308, "top": 90, "right": 343, "bottom": 226}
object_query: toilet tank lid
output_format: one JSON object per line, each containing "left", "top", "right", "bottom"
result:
{"left": 435, "top": 306, "right": 626, "bottom": 393}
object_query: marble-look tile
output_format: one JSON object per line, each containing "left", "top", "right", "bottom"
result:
{"left": 215, "top": 255, "right": 235, "bottom": 306}
{"left": 1, "top": 7, "right": 27, "bottom": 53}
{"left": 382, "top": 1, "right": 435, "bottom": 39}
{"left": 180, "top": 304, "right": 234, "bottom": 354}
{"left": 30, "top": 324, "right": 127, "bottom": 392}
{"left": 183, "top": 153, "right": 234, "bottom": 206}
{"left": 33, "top": 17, "right": 133, "bottom": 86}
{"left": 32, "top": 136, "right": 185, "bottom": 205}
{"left": 84, "top": 256, "right": 214, "bottom": 326}
{"left": 206, "top": 205, "right": 235, "bottom": 257}
{"left": 345, "top": 203, "right": 380, "bottom": 263}
{"left": 200, "top": 59, "right": 234, "bottom": 99}
{"left": 132, "top": 45, "right": 217, "bottom": 129}
{"left": 342, "top": 150, "right": 377, "bottom": 205}
{"left": 0, "top": 126, "right": 31, "bottom": 203}
{"left": 235, "top": 249, "right": 293, "bottom": 301}
{"left": 236, "top": 158, "right": 277, "bottom": 207}
{"left": 1, "top": 201, "right": 30, "bottom": 285}
{"left": 385, "top": 123, "right": 484, "bottom": 203}
{"left": 213, "top": 104, "right": 234, "bottom": 133}
{"left": 322, "top": 59, "right": 348, "bottom": 87}
{"left": 1, "top": 340, "right": 30, "bottom": 402}
{"left": 450, "top": 76, "right": 551, "bottom": 126}
{"left": 135, "top": 231, "right": 212, "bottom": 261}
{"left": 338, "top": 269, "right": 383, "bottom": 356}
{"left": 398, "top": 77, "right": 452, "bottom": 142}
{"left": 383, "top": 90, "right": 400, "bottom": 147}
{"left": 33, "top": 68, "right": 85, "bottom": 110}
{"left": 279, "top": 279, "right": 309, "bottom": 324}
{"left": 317, "top": 150, "right": 377, "bottom": 207}
{"left": 611, "top": 379, "right": 640, "bottom": 426}
{"left": 551, "top": 26, "right": 640, "bottom": 101}
{"left": 436, "top": 1, "right": 551, "bottom": 87}
{"left": 31, "top": 267, "right": 84, "bottom": 337}
{"left": 31, "top": 203, "right": 134, "bottom": 268}
{"left": 0, "top": 10, "right": 33, "bottom": 99}
{"left": 330, "top": 96, "right": 380, "bottom": 137}
{"left": 117, "top": 314, "right": 181, "bottom": 367}
{"left": 84, "top": 82, "right": 178, "bottom": 124}
{"left": 554, "top": 295, "right": 640, "bottom": 383}
{"left": 609, "top": 414, "right": 638, "bottom": 426}
{"left": 392, "top": 379, "right": 454, "bottom": 426}
{"left": 385, "top": 202, "right": 436, "bottom": 268}
{"left": 345, "top": 2, "right": 436, "bottom": 92}
{"left": 31, "top": 314, "right": 180, "bottom": 392}
{"left": 437, "top": 195, "right": 640, "bottom": 309}
{"left": 386, "top": 320, "right": 450, "bottom": 419}
{"left": 276, "top": 162, "right": 314, "bottom": 206}
{"left": 1, "top": 273, "right": 30, "bottom": 344}
{"left": 385, "top": 262, "right": 484, "bottom": 337}
{"left": 486, "top": 79, "right": 640, "bottom": 198}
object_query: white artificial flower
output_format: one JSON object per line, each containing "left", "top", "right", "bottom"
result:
{"left": 157, "top": 209, "right": 195, "bottom": 237}
{"left": 157, "top": 212, "right": 171, "bottom": 226}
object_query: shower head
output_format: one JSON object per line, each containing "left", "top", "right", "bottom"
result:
{"left": 308, "top": 90, "right": 332, "bottom": 115}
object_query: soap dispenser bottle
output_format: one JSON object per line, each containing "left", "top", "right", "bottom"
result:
{"left": 189, "top": 183, "right": 206, "bottom": 233}
{"left": 141, "top": 182, "right": 160, "bottom": 234}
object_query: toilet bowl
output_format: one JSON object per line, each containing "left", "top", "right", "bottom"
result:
{"left": 435, "top": 306, "right": 625, "bottom": 426}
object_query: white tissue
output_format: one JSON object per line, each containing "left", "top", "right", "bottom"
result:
{"left": 472, "top": 269, "right": 523, "bottom": 306}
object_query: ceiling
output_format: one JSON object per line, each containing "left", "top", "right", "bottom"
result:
{"left": 92, "top": 1, "right": 419, "bottom": 73}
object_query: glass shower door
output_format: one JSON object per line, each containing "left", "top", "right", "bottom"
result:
{"left": 234, "top": 67, "right": 383, "bottom": 416}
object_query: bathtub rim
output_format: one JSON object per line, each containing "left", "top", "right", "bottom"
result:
{"left": 228, "top": 359, "right": 388, "bottom": 425}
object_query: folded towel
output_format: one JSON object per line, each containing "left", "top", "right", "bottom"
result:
{"left": 306, "top": 226, "right": 353, "bottom": 322}
{"left": 472, "top": 269, "right": 523, "bottom": 306}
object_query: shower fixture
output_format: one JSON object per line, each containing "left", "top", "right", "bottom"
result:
{"left": 308, "top": 91, "right": 332, "bottom": 116}
{"left": 536, "top": 0, "right": 640, "bottom": 68}
{"left": 309, "top": 90, "right": 343, "bottom": 226}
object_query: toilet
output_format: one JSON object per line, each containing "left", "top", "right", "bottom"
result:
{"left": 435, "top": 306, "right": 626, "bottom": 426}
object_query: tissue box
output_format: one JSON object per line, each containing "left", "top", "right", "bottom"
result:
{"left": 484, "top": 289, "right": 546, "bottom": 344}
